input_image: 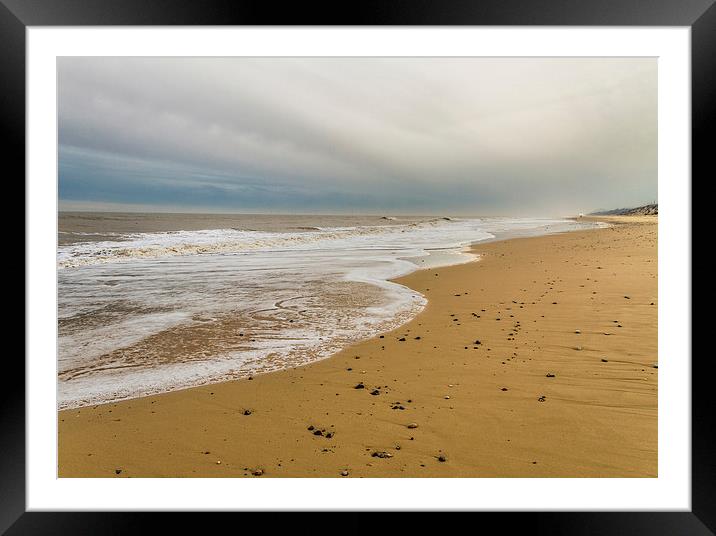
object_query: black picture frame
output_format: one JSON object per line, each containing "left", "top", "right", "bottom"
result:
{"left": 6, "top": 0, "right": 708, "bottom": 532}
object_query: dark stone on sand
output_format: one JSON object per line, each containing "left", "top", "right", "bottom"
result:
{"left": 354, "top": 383, "right": 365, "bottom": 389}
{"left": 546, "top": 373, "right": 556, "bottom": 378}
{"left": 326, "top": 432, "right": 334, "bottom": 438}
{"left": 308, "top": 425, "right": 314, "bottom": 431}
{"left": 371, "top": 451, "right": 393, "bottom": 459}
{"left": 601, "top": 358, "right": 609, "bottom": 362}
{"left": 398, "top": 337, "right": 406, "bottom": 342}
{"left": 538, "top": 396, "right": 546, "bottom": 402}
{"left": 243, "top": 409, "right": 252, "bottom": 416}
{"left": 371, "top": 389, "right": 381, "bottom": 396}
{"left": 341, "top": 470, "right": 349, "bottom": 476}
{"left": 474, "top": 340, "right": 482, "bottom": 345}
{"left": 415, "top": 336, "right": 421, "bottom": 340}
{"left": 115, "top": 469, "right": 122, "bottom": 475}
{"left": 379, "top": 335, "right": 384, "bottom": 338}
{"left": 252, "top": 469, "right": 264, "bottom": 476}
{"left": 624, "top": 296, "right": 630, "bottom": 299}
{"left": 501, "top": 388, "right": 508, "bottom": 391}
{"left": 437, "top": 455, "right": 447, "bottom": 462}
{"left": 313, "top": 430, "right": 323, "bottom": 436}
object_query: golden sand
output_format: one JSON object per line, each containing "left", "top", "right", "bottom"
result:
{"left": 58, "top": 217, "right": 657, "bottom": 478}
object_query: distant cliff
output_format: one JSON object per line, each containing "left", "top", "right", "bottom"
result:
{"left": 590, "top": 203, "right": 658, "bottom": 216}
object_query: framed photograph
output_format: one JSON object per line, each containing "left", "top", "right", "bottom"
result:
{"left": 9, "top": 0, "right": 708, "bottom": 531}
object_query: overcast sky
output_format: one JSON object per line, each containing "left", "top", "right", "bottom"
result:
{"left": 58, "top": 57, "right": 656, "bottom": 216}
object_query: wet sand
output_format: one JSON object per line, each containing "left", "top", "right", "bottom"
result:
{"left": 58, "top": 216, "right": 657, "bottom": 478}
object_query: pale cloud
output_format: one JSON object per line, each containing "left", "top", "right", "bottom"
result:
{"left": 58, "top": 57, "right": 657, "bottom": 215}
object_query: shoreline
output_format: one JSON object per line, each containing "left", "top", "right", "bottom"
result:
{"left": 58, "top": 219, "right": 599, "bottom": 411}
{"left": 58, "top": 216, "right": 657, "bottom": 477}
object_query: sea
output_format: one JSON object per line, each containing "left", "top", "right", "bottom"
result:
{"left": 57, "top": 212, "right": 603, "bottom": 409}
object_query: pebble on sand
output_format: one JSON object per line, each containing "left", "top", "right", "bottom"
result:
{"left": 407, "top": 423, "right": 419, "bottom": 429}
{"left": 341, "top": 470, "right": 349, "bottom": 477}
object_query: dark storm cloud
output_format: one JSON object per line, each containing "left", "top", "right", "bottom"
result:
{"left": 58, "top": 57, "right": 657, "bottom": 215}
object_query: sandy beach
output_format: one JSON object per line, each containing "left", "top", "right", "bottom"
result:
{"left": 58, "top": 216, "right": 657, "bottom": 478}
